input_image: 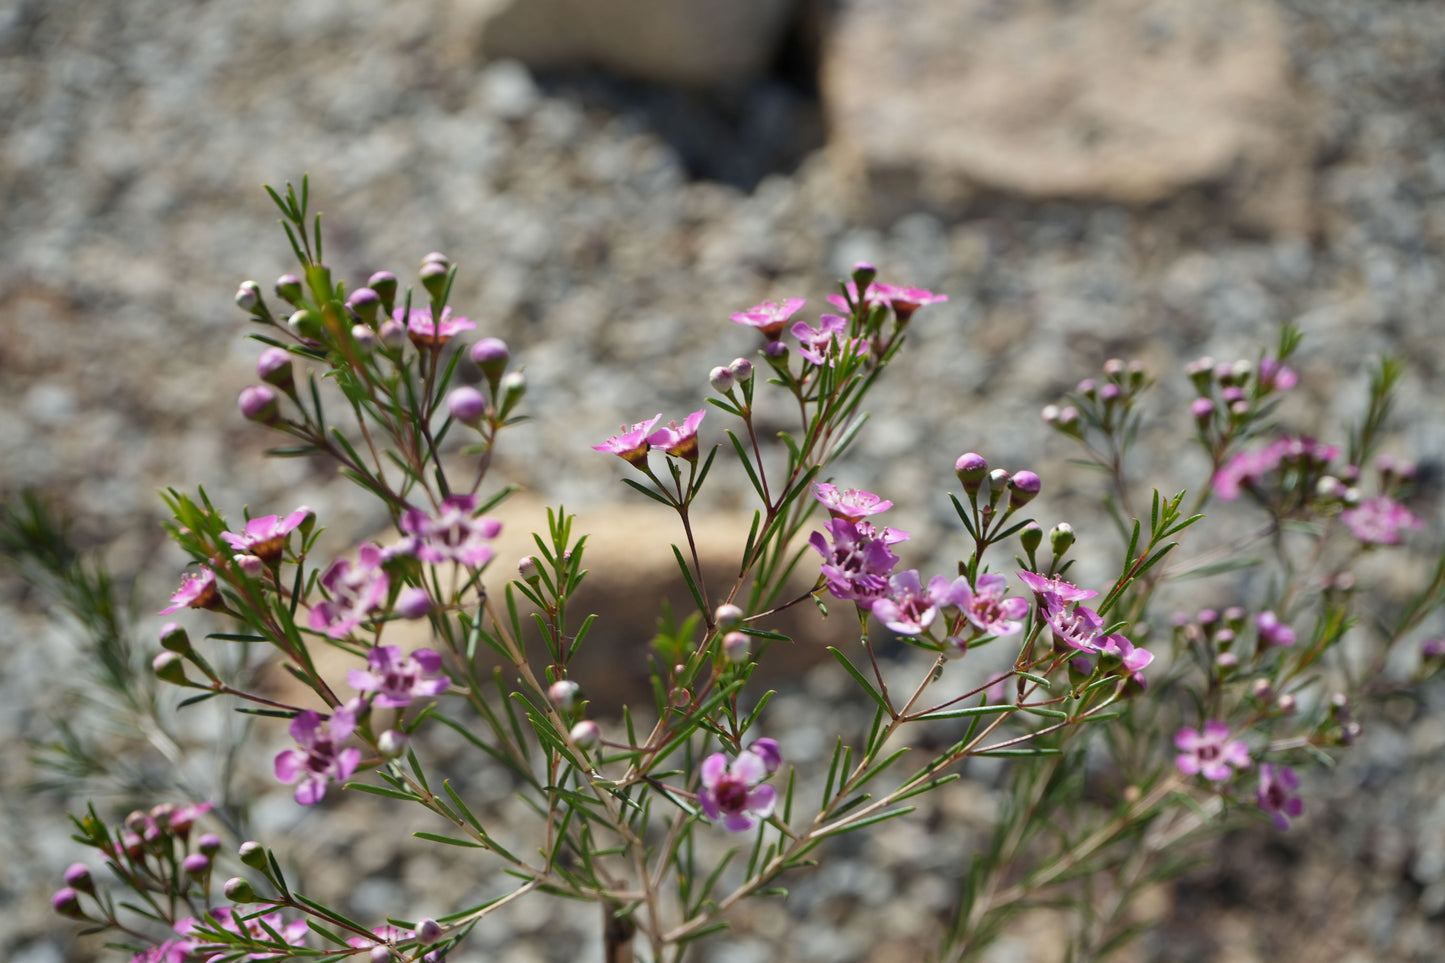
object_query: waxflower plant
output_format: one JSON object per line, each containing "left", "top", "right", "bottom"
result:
{"left": 43, "top": 178, "right": 1445, "bottom": 963}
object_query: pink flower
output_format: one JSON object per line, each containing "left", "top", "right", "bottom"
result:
{"left": 159, "top": 567, "right": 220, "bottom": 615}
{"left": 273, "top": 707, "right": 361, "bottom": 805}
{"left": 168, "top": 801, "right": 212, "bottom": 836}
{"left": 871, "top": 570, "right": 950, "bottom": 636}
{"left": 699, "top": 743, "right": 780, "bottom": 832}
{"left": 1341, "top": 495, "right": 1422, "bottom": 544}
{"left": 593, "top": 414, "right": 663, "bottom": 465}
{"left": 1098, "top": 634, "right": 1153, "bottom": 687}
{"left": 813, "top": 482, "right": 893, "bottom": 522}
{"left": 953, "top": 573, "right": 1029, "bottom": 638}
{"left": 399, "top": 494, "right": 502, "bottom": 569}
{"left": 179, "top": 907, "right": 309, "bottom": 961}
{"left": 1256, "top": 763, "right": 1304, "bottom": 829}
{"left": 1258, "top": 357, "right": 1298, "bottom": 392}
{"left": 1044, "top": 603, "right": 1108, "bottom": 654}
{"left": 809, "top": 518, "right": 902, "bottom": 611}
{"left": 826, "top": 280, "right": 890, "bottom": 313}
{"left": 1016, "top": 571, "right": 1098, "bottom": 614}
{"left": 309, "top": 544, "right": 390, "bottom": 639}
{"left": 396, "top": 305, "right": 475, "bottom": 348}
{"left": 730, "top": 298, "right": 806, "bottom": 339}
{"left": 348, "top": 645, "right": 449, "bottom": 708}
{"left": 1213, "top": 436, "right": 1338, "bottom": 500}
{"left": 873, "top": 283, "right": 947, "bottom": 320}
{"left": 221, "top": 507, "right": 312, "bottom": 565}
{"left": 1174, "top": 721, "right": 1251, "bottom": 781}
{"left": 1255, "top": 610, "right": 1296, "bottom": 647}
{"left": 791, "top": 313, "right": 867, "bottom": 366}
{"left": 129, "top": 940, "right": 189, "bottom": 963}
{"left": 648, "top": 409, "right": 706, "bottom": 461}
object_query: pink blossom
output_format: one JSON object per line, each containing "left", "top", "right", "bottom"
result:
{"left": 1098, "top": 634, "right": 1153, "bottom": 687}
{"left": 826, "top": 280, "right": 890, "bottom": 313}
{"left": 129, "top": 941, "right": 189, "bottom": 963}
{"left": 1016, "top": 571, "right": 1098, "bottom": 614}
{"left": 399, "top": 494, "right": 502, "bottom": 569}
{"left": 1213, "top": 437, "right": 1338, "bottom": 500}
{"left": 954, "top": 573, "right": 1029, "bottom": 638}
{"left": 1045, "top": 603, "right": 1108, "bottom": 654}
{"left": 1174, "top": 721, "right": 1251, "bottom": 781}
{"left": 809, "top": 518, "right": 902, "bottom": 611}
{"left": 159, "top": 567, "right": 220, "bottom": 615}
{"left": 1341, "top": 495, "right": 1422, "bottom": 544}
{"left": 791, "top": 313, "right": 867, "bottom": 366}
{"left": 309, "top": 544, "right": 390, "bottom": 639}
{"left": 648, "top": 409, "right": 706, "bottom": 461}
{"left": 1258, "top": 357, "right": 1298, "bottom": 391}
{"left": 178, "top": 907, "right": 309, "bottom": 960}
{"left": 273, "top": 707, "right": 361, "bottom": 805}
{"left": 813, "top": 482, "right": 893, "bottom": 522}
{"left": 396, "top": 305, "right": 475, "bottom": 348}
{"left": 873, "top": 283, "right": 947, "bottom": 320}
{"left": 593, "top": 414, "right": 663, "bottom": 465}
{"left": 730, "top": 298, "right": 806, "bottom": 339}
{"left": 221, "top": 507, "right": 312, "bottom": 565}
{"left": 1256, "top": 763, "right": 1305, "bottom": 829}
{"left": 348, "top": 645, "right": 449, "bottom": 708}
{"left": 871, "top": 570, "right": 950, "bottom": 635}
{"left": 699, "top": 744, "right": 779, "bottom": 832}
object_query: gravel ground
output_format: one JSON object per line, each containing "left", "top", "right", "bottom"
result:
{"left": 3, "top": 0, "right": 1445, "bottom": 960}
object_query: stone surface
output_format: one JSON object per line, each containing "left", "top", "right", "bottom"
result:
{"left": 824, "top": 0, "right": 1316, "bottom": 234}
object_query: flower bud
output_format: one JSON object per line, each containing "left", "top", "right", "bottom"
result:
{"left": 287, "top": 309, "right": 323, "bottom": 342}
{"left": 470, "top": 337, "right": 510, "bottom": 383}
{"left": 569, "top": 720, "right": 600, "bottom": 749}
{"left": 1251, "top": 678, "right": 1274, "bottom": 702}
{"left": 447, "top": 386, "right": 486, "bottom": 425}
{"left": 198, "top": 833, "right": 222, "bottom": 856}
{"left": 1190, "top": 397, "right": 1214, "bottom": 423}
{"left": 729, "top": 356, "right": 754, "bottom": 383}
{"left": 378, "top": 318, "right": 407, "bottom": 351}
{"left": 159, "top": 622, "right": 192, "bottom": 655}
{"left": 714, "top": 603, "right": 744, "bottom": 630}
{"left": 1221, "top": 386, "right": 1245, "bottom": 405}
{"left": 1077, "top": 378, "right": 1098, "bottom": 399}
{"left": 378, "top": 729, "right": 408, "bottom": 759}
{"left": 1099, "top": 383, "right": 1121, "bottom": 403}
{"left": 64, "top": 863, "right": 94, "bottom": 895}
{"left": 396, "top": 587, "right": 432, "bottom": 620}
{"left": 234, "top": 554, "right": 264, "bottom": 578}
{"left": 183, "top": 853, "right": 211, "bottom": 878}
{"left": 722, "top": 631, "right": 751, "bottom": 665}
{"left": 851, "top": 261, "right": 877, "bottom": 292}
{"left": 498, "top": 371, "right": 526, "bottom": 419}
{"left": 416, "top": 918, "right": 443, "bottom": 945}
{"left": 238, "top": 841, "right": 268, "bottom": 871}
{"left": 1214, "top": 651, "right": 1238, "bottom": 674}
{"left": 367, "top": 271, "right": 398, "bottom": 312}
{"left": 764, "top": 340, "right": 788, "bottom": 359}
{"left": 517, "top": 555, "right": 540, "bottom": 583}
{"left": 371, "top": 946, "right": 391, "bottom": 963}
{"left": 709, "top": 365, "right": 736, "bottom": 393}
{"left": 351, "top": 324, "right": 376, "bottom": 354}
{"left": 256, "top": 347, "right": 294, "bottom": 390}
{"left": 549, "top": 680, "right": 581, "bottom": 713}
{"left": 1019, "top": 521, "right": 1043, "bottom": 558}
{"left": 987, "top": 468, "right": 1011, "bottom": 497}
{"left": 422, "top": 251, "right": 450, "bottom": 267}
{"left": 1103, "top": 358, "right": 1126, "bottom": 379}
{"left": 1185, "top": 356, "right": 1215, "bottom": 391}
{"left": 955, "top": 452, "right": 988, "bottom": 492}
{"left": 223, "top": 877, "right": 256, "bottom": 903}
{"left": 419, "top": 261, "right": 449, "bottom": 299}
{"left": 153, "top": 651, "right": 189, "bottom": 686}
{"left": 346, "top": 287, "right": 380, "bottom": 324}
{"left": 750, "top": 737, "right": 782, "bottom": 774}
{"left": 52, "top": 887, "right": 85, "bottom": 919}
{"left": 1049, "top": 522, "right": 1075, "bottom": 557}
{"left": 274, "top": 274, "right": 303, "bottom": 304}
{"left": 236, "top": 281, "right": 261, "bottom": 312}
{"left": 238, "top": 385, "right": 280, "bottom": 425}
{"left": 1008, "top": 470, "right": 1041, "bottom": 508}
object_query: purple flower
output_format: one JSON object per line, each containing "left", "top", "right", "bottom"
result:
{"left": 1341, "top": 495, "right": 1423, "bottom": 545}
{"left": 826, "top": 280, "right": 890, "bottom": 313}
{"left": 221, "top": 507, "right": 312, "bottom": 565}
{"left": 648, "top": 409, "right": 706, "bottom": 461}
{"left": 1044, "top": 603, "right": 1108, "bottom": 654}
{"left": 699, "top": 745, "right": 779, "bottom": 832}
{"left": 730, "top": 298, "right": 806, "bottom": 339}
{"left": 274, "top": 707, "right": 361, "bottom": 805}
{"left": 309, "top": 544, "right": 390, "bottom": 639}
{"left": 1256, "top": 763, "right": 1304, "bottom": 829}
{"left": 348, "top": 645, "right": 449, "bottom": 708}
{"left": 1255, "top": 610, "right": 1296, "bottom": 647}
{"left": 873, "top": 283, "right": 947, "bottom": 321}
{"left": 396, "top": 305, "right": 475, "bottom": 348}
{"left": 871, "top": 570, "right": 948, "bottom": 635}
{"left": 1174, "top": 721, "right": 1251, "bottom": 781}
{"left": 159, "top": 567, "right": 220, "bottom": 615}
{"left": 953, "top": 573, "right": 1029, "bottom": 637}
{"left": 593, "top": 414, "right": 663, "bottom": 465}
{"left": 813, "top": 482, "right": 893, "bottom": 522}
{"left": 1213, "top": 436, "right": 1338, "bottom": 500}
{"left": 1016, "top": 571, "right": 1098, "bottom": 614}
{"left": 399, "top": 494, "right": 502, "bottom": 569}
{"left": 791, "top": 313, "right": 867, "bottom": 366}
{"left": 809, "top": 518, "right": 902, "bottom": 611}
{"left": 129, "top": 941, "right": 189, "bottom": 963}
{"left": 179, "top": 907, "right": 309, "bottom": 961}
{"left": 1098, "top": 634, "right": 1153, "bottom": 686}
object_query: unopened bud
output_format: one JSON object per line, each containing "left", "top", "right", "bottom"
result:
{"left": 729, "top": 357, "right": 754, "bottom": 383}
{"left": 955, "top": 452, "right": 989, "bottom": 492}
{"left": 287, "top": 309, "right": 323, "bottom": 342}
{"left": 447, "top": 386, "right": 486, "bottom": 425}
{"left": 1100, "top": 383, "right": 1122, "bottom": 403}
{"left": 238, "top": 841, "right": 268, "bottom": 871}
{"left": 223, "top": 877, "right": 256, "bottom": 903}
{"left": 396, "top": 587, "right": 431, "bottom": 620}
{"left": 378, "top": 319, "right": 406, "bottom": 351}
{"left": 422, "top": 251, "right": 450, "bottom": 267}
{"left": 378, "top": 729, "right": 408, "bottom": 759}
{"left": 235, "top": 281, "right": 261, "bottom": 312}
{"left": 1049, "top": 522, "right": 1075, "bottom": 557}
{"left": 64, "top": 864, "right": 94, "bottom": 895}
{"left": 416, "top": 918, "right": 443, "bottom": 945}
{"left": 722, "top": 631, "right": 751, "bottom": 665}
{"left": 764, "top": 340, "right": 788, "bottom": 359}
{"left": 183, "top": 853, "right": 211, "bottom": 878}
{"left": 1008, "top": 470, "right": 1041, "bottom": 508}
{"left": 198, "top": 833, "right": 222, "bottom": 856}
{"left": 470, "top": 337, "right": 510, "bottom": 385}
{"left": 1276, "top": 693, "right": 1297, "bottom": 715}
{"left": 367, "top": 271, "right": 398, "bottom": 312}
{"left": 517, "top": 556, "right": 540, "bottom": 583}
{"left": 159, "top": 622, "right": 192, "bottom": 654}
{"left": 1076, "top": 378, "right": 1098, "bottom": 399}
{"left": 1215, "top": 652, "right": 1238, "bottom": 673}
{"left": 257, "top": 347, "right": 294, "bottom": 389}
{"left": 52, "top": 887, "right": 85, "bottom": 919}
{"left": 346, "top": 287, "right": 380, "bottom": 324}
{"left": 238, "top": 385, "right": 280, "bottom": 424}
{"left": 1103, "top": 358, "right": 1126, "bottom": 379}
{"left": 498, "top": 371, "right": 526, "bottom": 418}
{"left": 709, "top": 365, "right": 736, "bottom": 393}
{"left": 714, "top": 603, "right": 744, "bottom": 630}
{"left": 987, "top": 468, "right": 1011, "bottom": 496}
{"left": 569, "top": 720, "right": 600, "bottom": 749}
{"left": 851, "top": 261, "right": 877, "bottom": 292}
{"left": 419, "top": 260, "right": 449, "bottom": 299}
{"left": 370, "top": 946, "right": 391, "bottom": 963}
{"left": 750, "top": 737, "right": 782, "bottom": 774}
{"left": 549, "top": 680, "right": 581, "bottom": 712}
{"left": 274, "top": 274, "right": 303, "bottom": 304}
{"left": 350, "top": 324, "right": 376, "bottom": 354}
{"left": 1251, "top": 678, "right": 1274, "bottom": 702}
{"left": 1190, "top": 398, "right": 1214, "bottom": 423}
{"left": 234, "top": 554, "right": 264, "bottom": 578}
{"left": 1019, "top": 521, "right": 1043, "bottom": 557}
{"left": 153, "top": 651, "right": 189, "bottom": 686}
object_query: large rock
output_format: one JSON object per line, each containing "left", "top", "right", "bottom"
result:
{"left": 464, "top": 0, "right": 798, "bottom": 87}
{"left": 823, "top": 0, "right": 1316, "bottom": 234}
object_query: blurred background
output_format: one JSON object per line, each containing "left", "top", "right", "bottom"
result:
{"left": 3, "top": 0, "right": 1445, "bottom": 960}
